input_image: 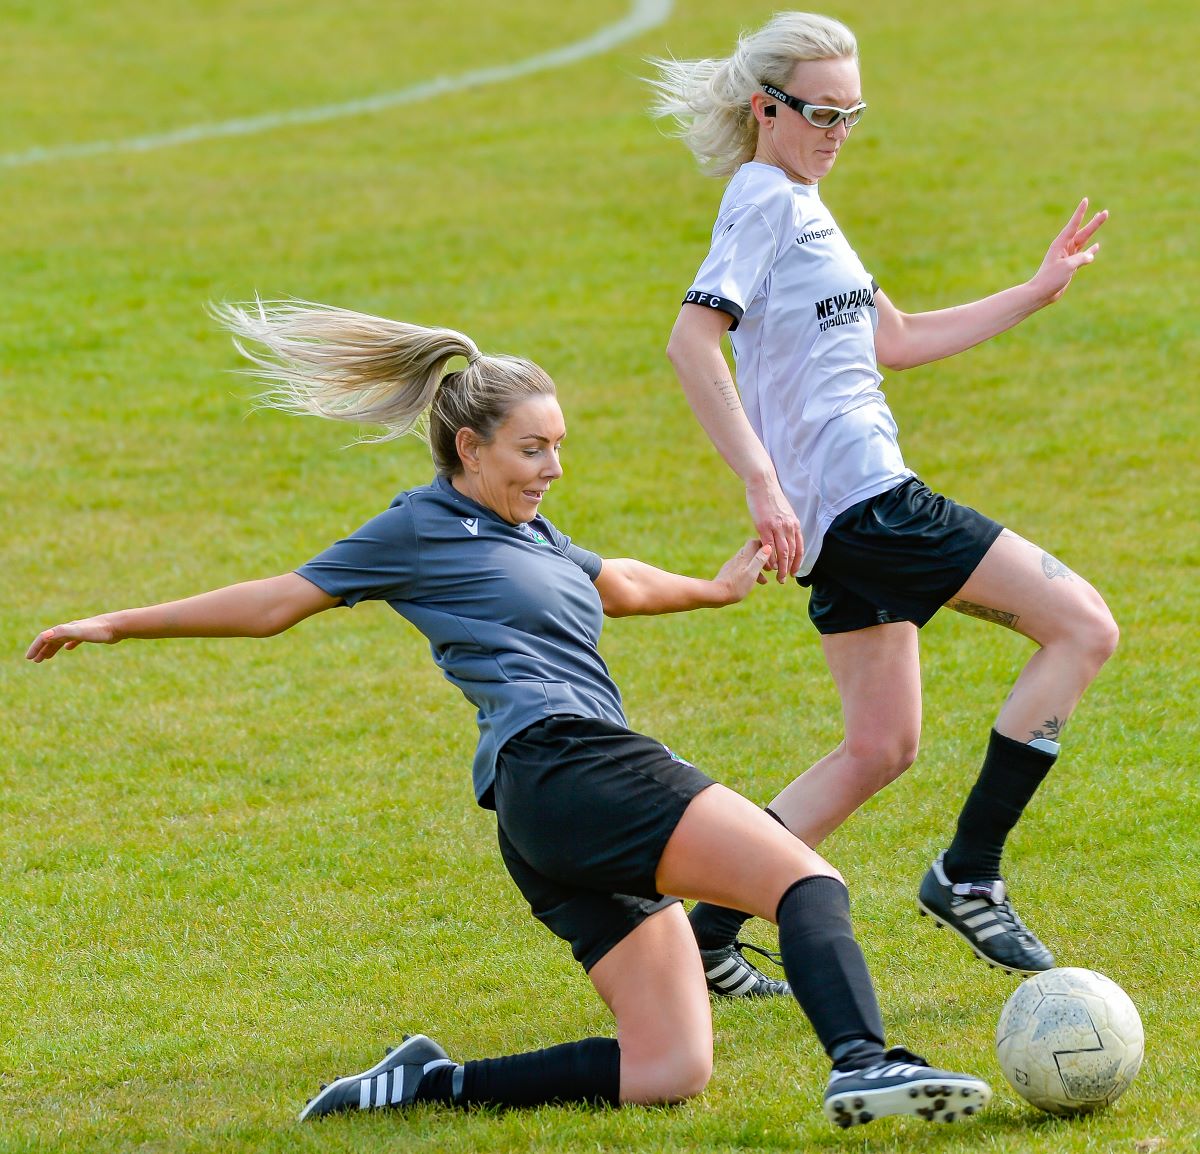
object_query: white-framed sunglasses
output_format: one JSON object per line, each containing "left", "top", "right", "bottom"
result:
{"left": 761, "top": 83, "right": 866, "bottom": 128}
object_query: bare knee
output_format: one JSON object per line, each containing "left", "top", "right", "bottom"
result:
{"left": 842, "top": 731, "right": 919, "bottom": 789}
{"left": 1057, "top": 599, "right": 1120, "bottom": 674}
{"left": 621, "top": 1040, "right": 712, "bottom": 1105}
{"left": 660, "top": 1045, "right": 713, "bottom": 1103}
{"left": 1087, "top": 604, "right": 1120, "bottom": 667}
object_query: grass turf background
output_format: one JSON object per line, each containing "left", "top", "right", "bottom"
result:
{"left": 2, "top": 1, "right": 1197, "bottom": 1151}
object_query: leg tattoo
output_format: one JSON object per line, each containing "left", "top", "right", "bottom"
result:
{"left": 948, "top": 598, "right": 1020, "bottom": 629}
{"left": 1029, "top": 716, "right": 1066, "bottom": 743}
{"left": 1040, "top": 552, "right": 1074, "bottom": 581}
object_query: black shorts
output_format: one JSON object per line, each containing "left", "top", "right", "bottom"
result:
{"left": 801, "top": 478, "right": 1004, "bottom": 635}
{"left": 494, "top": 716, "right": 715, "bottom": 972}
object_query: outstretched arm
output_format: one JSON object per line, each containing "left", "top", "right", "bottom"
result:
{"left": 874, "top": 198, "right": 1108, "bottom": 371}
{"left": 595, "top": 539, "right": 772, "bottom": 618}
{"left": 666, "top": 305, "right": 802, "bottom": 580}
{"left": 26, "top": 573, "right": 339, "bottom": 662}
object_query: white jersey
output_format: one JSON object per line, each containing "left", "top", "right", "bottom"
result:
{"left": 684, "top": 161, "right": 912, "bottom": 575}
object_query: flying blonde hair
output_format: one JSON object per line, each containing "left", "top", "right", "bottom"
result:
{"left": 211, "top": 299, "right": 555, "bottom": 475}
{"left": 646, "top": 12, "right": 858, "bottom": 178}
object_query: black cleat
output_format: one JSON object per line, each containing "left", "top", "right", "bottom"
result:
{"left": 699, "top": 940, "right": 791, "bottom": 998}
{"left": 298, "top": 1034, "right": 455, "bottom": 1121}
{"left": 823, "top": 1046, "right": 991, "bottom": 1128}
{"left": 918, "top": 852, "right": 1055, "bottom": 975}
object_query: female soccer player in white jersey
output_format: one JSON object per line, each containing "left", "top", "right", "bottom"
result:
{"left": 648, "top": 12, "right": 1117, "bottom": 989}
{"left": 27, "top": 301, "right": 992, "bottom": 1129}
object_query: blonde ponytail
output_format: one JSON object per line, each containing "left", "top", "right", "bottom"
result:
{"left": 212, "top": 299, "right": 556, "bottom": 475}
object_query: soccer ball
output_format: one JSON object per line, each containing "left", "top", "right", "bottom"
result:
{"left": 995, "top": 967, "right": 1144, "bottom": 1115}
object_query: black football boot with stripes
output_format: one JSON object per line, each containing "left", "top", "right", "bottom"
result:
{"left": 918, "top": 852, "right": 1054, "bottom": 975}
{"left": 824, "top": 1046, "right": 992, "bottom": 1128}
{"left": 299, "top": 1034, "right": 455, "bottom": 1120}
{"left": 699, "top": 940, "right": 791, "bottom": 997}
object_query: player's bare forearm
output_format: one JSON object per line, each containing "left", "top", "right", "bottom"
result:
{"left": 667, "top": 307, "right": 803, "bottom": 579}
{"left": 667, "top": 306, "right": 776, "bottom": 487}
{"left": 112, "top": 574, "right": 335, "bottom": 639}
{"left": 596, "top": 543, "right": 770, "bottom": 618}
{"left": 875, "top": 201, "right": 1106, "bottom": 371}
{"left": 873, "top": 283, "right": 1043, "bottom": 371}
{"left": 596, "top": 559, "right": 722, "bottom": 617}
{"left": 26, "top": 573, "right": 337, "bottom": 662}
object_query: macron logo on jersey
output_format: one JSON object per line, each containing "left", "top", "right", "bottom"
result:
{"left": 461, "top": 518, "right": 479, "bottom": 536}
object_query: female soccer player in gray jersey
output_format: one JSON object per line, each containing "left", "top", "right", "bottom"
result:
{"left": 649, "top": 12, "right": 1117, "bottom": 989}
{"left": 27, "top": 301, "right": 991, "bottom": 1129}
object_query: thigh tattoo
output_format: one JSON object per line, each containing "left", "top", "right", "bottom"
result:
{"left": 1041, "top": 552, "right": 1075, "bottom": 581}
{"left": 947, "top": 598, "right": 1020, "bottom": 629}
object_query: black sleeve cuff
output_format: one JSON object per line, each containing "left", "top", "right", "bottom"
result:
{"left": 682, "top": 290, "right": 744, "bottom": 331}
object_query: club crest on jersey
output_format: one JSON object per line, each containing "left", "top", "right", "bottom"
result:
{"left": 661, "top": 744, "right": 697, "bottom": 769}
{"left": 519, "top": 523, "right": 549, "bottom": 545}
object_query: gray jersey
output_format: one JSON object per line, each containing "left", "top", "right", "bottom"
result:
{"left": 685, "top": 161, "right": 912, "bottom": 575}
{"left": 297, "top": 475, "right": 626, "bottom": 806}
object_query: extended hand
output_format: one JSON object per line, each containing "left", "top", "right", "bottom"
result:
{"left": 1031, "top": 198, "right": 1108, "bottom": 305}
{"left": 713, "top": 539, "right": 774, "bottom": 604}
{"left": 26, "top": 617, "right": 119, "bottom": 662}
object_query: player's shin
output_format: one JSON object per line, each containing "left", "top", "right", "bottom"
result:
{"left": 775, "top": 875, "right": 885, "bottom": 1068}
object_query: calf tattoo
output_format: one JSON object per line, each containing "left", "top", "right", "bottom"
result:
{"left": 948, "top": 598, "right": 1020, "bottom": 629}
{"left": 1030, "top": 716, "right": 1066, "bottom": 742}
{"left": 1041, "top": 552, "right": 1074, "bottom": 580}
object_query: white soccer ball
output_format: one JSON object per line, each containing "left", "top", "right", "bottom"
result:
{"left": 995, "top": 967, "right": 1144, "bottom": 1115}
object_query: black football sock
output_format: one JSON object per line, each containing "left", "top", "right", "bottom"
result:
{"left": 776, "top": 875, "right": 885, "bottom": 1070}
{"left": 688, "top": 900, "right": 754, "bottom": 950}
{"left": 416, "top": 1037, "right": 621, "bottom": 1108}
{"left": 412, "top": 1060, "right": 458, "bottom": 1103}
{"left": 943, "top": 729, "right": 1058, "bottom": 883}
{"left": 688, "top": 807, "right": 790, "bottom": 949}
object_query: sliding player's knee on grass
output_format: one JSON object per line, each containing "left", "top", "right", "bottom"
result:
{"left": 618, "top": 1037, "right": 713, "bottom": 1105}
{"left": 589, "top": 904, "right": 714, "bottom": 1104}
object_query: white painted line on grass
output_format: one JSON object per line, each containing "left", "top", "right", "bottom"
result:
{"left": 2, "top": 0, "right": 672, "bottom": 169}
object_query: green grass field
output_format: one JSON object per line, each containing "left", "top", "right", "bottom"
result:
{"left": 3, "top": 1, "right": 1198, "bottom": 1151}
